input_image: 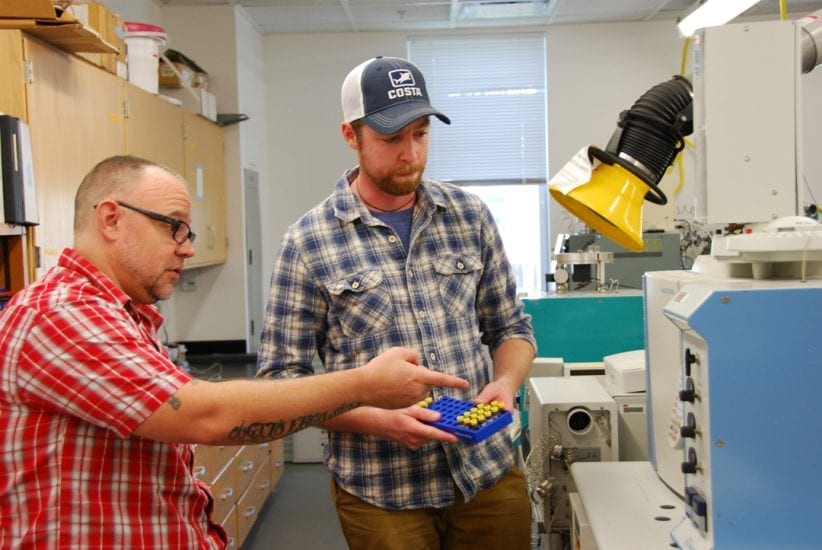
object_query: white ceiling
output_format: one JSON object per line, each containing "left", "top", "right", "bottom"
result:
{"left": 155, "top": 0, "right": 822, "bottom": 34}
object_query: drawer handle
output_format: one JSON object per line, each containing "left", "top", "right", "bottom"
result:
{"left": 258, "top": 480, "right": 271, "bottom": 491}
{"left": 226, "top": 537, "right": 237, "bottom": 550}
{"left": 243, "top": 506, "right": 257, "bottom": 518}
{"left": 241, "top": 461, "right": 255, "bottom": 472}
{"left": 192, "top": 466, "right": 206, "bottom": 478}
{"left": 218, "top": 487, "right": 234, "bottom": 501}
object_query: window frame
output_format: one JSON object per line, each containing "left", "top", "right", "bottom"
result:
{"left": 408, "top": 33, "right": 551, "bottom": 293}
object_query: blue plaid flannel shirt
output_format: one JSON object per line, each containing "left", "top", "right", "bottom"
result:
{"left": 257, "top": 168, "right": 536, "bottom": 509}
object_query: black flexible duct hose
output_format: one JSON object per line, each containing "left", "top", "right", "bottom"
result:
{"left": 589, "top": 75, "right": 693, "bottom": 205}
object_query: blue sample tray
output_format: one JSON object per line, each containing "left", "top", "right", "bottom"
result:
{"left": 424, "top": 397, "right": 512, "bottom": 443}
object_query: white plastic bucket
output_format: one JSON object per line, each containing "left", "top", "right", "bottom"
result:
{"left": 124, "top": 22, "right": 167, "bottom": 94}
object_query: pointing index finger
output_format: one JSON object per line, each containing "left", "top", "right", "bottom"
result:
{"left": 424, "top": 370, "right": 469, "bottom": 390}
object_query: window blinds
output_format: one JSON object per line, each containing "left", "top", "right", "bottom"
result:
{"left": 408, "top": 33, "right": 548, "bottom": 183}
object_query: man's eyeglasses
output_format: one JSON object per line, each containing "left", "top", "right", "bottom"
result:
{"left": 115, "top": 201, "right": 197, "bottom": 244}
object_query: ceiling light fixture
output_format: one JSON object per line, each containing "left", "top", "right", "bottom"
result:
{"left": 678, "top": 0, "right": 762, "bottom": 37}
{"left": 459, "top": 0, "right": 557, "bottom": 20}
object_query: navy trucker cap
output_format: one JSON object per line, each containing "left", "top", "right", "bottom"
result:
{"left": 341, "top": 56, "right": 450, "bottom": 134}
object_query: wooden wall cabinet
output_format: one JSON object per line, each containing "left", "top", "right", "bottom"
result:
{"left": 0, "top": 30, "right": 227, "bottom": 282}
{"left": 124, "top": 83, "right": 185, "bottom": 176}
{"left": 124, "top": 83, "right": 227, "bottom": 270}
{"left": 124, "top": 89, "right": 227, "bottom": 269}
{"left": 182, "top": 110, "right": 227, "bottom": 268}
{"left": 0, "top": 30, "right": 27, "bottom": 121}
{"left": 24, "top": 34, "right": 126, "bottom": 271}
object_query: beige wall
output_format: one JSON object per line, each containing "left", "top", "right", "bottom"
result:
{"left": 261, "top": 22, "right": 687, "bottom": 276}
{"left": 262, "top": 31, "right": 408, "bottom": 276}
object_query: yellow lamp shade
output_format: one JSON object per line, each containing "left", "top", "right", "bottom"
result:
{"left": 549, "top": 163, "right": 648, "bottom": 252}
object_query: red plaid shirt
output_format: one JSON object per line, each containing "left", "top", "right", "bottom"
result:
{"left": 0, "top": 249, "right": 226, "bottom": 549}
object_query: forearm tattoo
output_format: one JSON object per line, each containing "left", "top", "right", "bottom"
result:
{"left": 227, "top": 401, "right": 362, "bottom": 443}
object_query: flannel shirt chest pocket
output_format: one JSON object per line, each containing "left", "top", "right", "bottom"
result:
{"left": 327, "top": 269, "right": 394, "bottom": 337}
{"left": 432, "top": 255, "right": 482, "bottom": 319}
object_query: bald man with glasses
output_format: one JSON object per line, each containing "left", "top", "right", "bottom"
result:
{"left": 0, "top": 155, "right": 468, "bottom": 548}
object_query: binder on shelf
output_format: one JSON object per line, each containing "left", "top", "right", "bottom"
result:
{"left": 0, "top": 115, "right": 39, "bottom": 226}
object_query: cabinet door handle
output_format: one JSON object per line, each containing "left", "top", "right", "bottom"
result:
{"left": 207, "top": 225, "right": 217, "bottom": 250}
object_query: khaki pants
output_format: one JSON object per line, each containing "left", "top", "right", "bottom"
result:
{"left": 330, "top": 466, "right": 531, "bottom": 550}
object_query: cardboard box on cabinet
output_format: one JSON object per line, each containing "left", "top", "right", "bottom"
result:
{"left": 159, "top": 59, "right": 195, "bottom": 88}
{"left": 160, "top": 49, "right": 208, "bottom": 90}
{"left": 0, "top": 2, "right": 118, "bottom": 55}
{"left": 69, "top": 2, "right": 125, "bottom": 75}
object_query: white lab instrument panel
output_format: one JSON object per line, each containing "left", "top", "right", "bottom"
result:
{"left": 663, "top": 280, "right": 822, "bottom": 549}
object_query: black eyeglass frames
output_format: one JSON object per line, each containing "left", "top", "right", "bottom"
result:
{"left": 114, "top": 201, "right": 197, "bottom": 245}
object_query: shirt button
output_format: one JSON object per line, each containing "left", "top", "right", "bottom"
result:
{"left": 429, "top": 352, "right": 437, "bottom": 361}
{"left": 419, "top": 310, "right": 426, "bottom": 318}
{"left": 388, "top": 236, "right": 397, "bottom": 243}
{"left": 351, "top": 281, "right": 360, "bottom": 289}
{"left": 457, "top": 261, "right": 464, "bottom": 269}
